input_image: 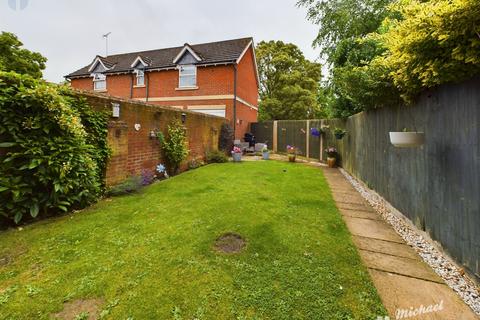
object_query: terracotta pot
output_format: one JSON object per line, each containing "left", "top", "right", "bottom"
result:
{"left": 327, "top": 157, "right": 336, "bottom": 168}
{"left": 288, "top": 154, "right": 296, "bottom": 162}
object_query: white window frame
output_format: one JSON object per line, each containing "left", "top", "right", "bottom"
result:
{"left": 178, "top": 65, "right": 197, "bottom": 88}
{"left": 93, "top": 73, "right": 106, "bottom": 91}
{"left": 135, "top": 69, "right": 145, "bottom": 87}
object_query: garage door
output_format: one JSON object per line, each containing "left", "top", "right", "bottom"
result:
{"left": 188, "top": 105, "right": 226, "bottom": 118}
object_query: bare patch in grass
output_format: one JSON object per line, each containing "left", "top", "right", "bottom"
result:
{"left": 214, "top": 232, "right": 246, "bottom": 254}
{"left": 53, "top": 298, "right": 104, "bottom": 320}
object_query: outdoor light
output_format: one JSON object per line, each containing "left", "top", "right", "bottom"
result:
{"left": 112, "top": 103, "right": 120, "bottom": 118}
{"left": 181, "top": 113, "right": 186, "bottom": 124}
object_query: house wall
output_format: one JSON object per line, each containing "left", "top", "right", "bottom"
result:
{"left": 76, "top": 90, "right": 226, "bottom": 186}
{"left": 69, "top": 51, "right": 259, "bottom": 139}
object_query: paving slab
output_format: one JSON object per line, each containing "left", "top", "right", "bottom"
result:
{"left": 353, "top": 236, "right": 419, "bottom": 260}
{"left": 369, "top": 269, "right": 478, "bottom": 320}
{"left": 336, "top": 201, "right": 376, "bottom": 212}
{"left": 343, "top": 216, "right": 405, "bottom": 243}
{"left": 340, "top": 208, "right": 382, "bottom": 221}
{"left": 321, "top": 167, "right": 479, "bottom": 319}
{"left": 359, "top": 249, "right": 443, "bottom": 283}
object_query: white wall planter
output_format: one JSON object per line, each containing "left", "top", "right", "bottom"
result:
{"left": 389, "top": 132, "right": 425, "bottom": 147}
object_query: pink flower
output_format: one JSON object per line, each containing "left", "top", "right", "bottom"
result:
{"left": 232, "top": 146, "right": 242, "bottom": 154}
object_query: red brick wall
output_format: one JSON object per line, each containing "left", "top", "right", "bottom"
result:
{"left": 71, "top": 77, "right": 93, "bottom": 91}
{"left": 237, "top": 47, "right": 259, "bottom": 107}
{"left": 77, "top": 91, "right": 225, "bottom": 186}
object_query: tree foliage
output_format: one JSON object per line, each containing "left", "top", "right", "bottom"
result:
{"left": 297, "top": 0, "right": 393, "bottom": 61}
{"left": 256, "top": 40, "right": 323, "bottom": 120}
{"left": 0, "top": 72, "right": 108, "bottom": 224}
{"left": 300, "top": 0, "right": 480, "bottom": 117}
{"left": 376, "top": 0, "right": 480, "bottom": 101}
{"left": 0, "top": 32, "right": 47, "bottom": 79}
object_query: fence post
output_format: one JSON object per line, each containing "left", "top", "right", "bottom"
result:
{"left": 273, "top": 121, "right": 278, "bottom": 153}
{"left": 306, "top": 120, "right": 310, "bottom": 159}
{"left": 320, "top": 119, "right": 324, "bottom": 162}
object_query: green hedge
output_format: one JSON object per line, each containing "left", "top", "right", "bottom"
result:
{"left": 0, "top": 72, "right": 109, "bottom": 224}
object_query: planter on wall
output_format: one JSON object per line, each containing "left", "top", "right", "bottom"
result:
{"left": 389, "top": 132, "right": 425, "bottom": 147}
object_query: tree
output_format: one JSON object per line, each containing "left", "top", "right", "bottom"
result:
{"left": 256, "top": 40, "right": 323, "bottom": 120}
{"left": 0, "top": 32, "right": 47, "bottom": 79}
{"left": 297, "top": 0, "right": 393, "bottom": 63}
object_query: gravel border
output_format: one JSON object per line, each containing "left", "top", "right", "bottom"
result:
{"left": 339, "top": 168, "right": 480, "bottom": 315}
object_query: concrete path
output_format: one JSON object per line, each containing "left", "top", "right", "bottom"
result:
{"left": 322, "top": 168, "right": 478, "bottom": 320}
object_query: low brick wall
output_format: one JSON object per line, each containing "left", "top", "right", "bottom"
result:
{"left": 76, "top": 90, "right": 226, "bottom": 186}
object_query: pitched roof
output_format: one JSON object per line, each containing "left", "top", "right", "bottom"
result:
{"left": 66, "top": 37, "right": 253, "bottom": 78}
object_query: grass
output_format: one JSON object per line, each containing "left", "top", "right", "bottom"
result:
{"left": 0, "top": 161, "right": 386, "bottom": 319}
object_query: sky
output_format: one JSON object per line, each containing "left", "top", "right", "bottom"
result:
{"left": 1, "top": 0, "right": 322, "bottom": 83}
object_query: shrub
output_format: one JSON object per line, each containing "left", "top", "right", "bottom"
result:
{"left": 218, "top": 123, "right": 234, "bottom": 152}
{"left": 377, "top": 0, "right": 480, "bottom": 101}
{"left": 206, "top": 150, "right": 228, "bottom": 163}
{"left": 106, "top": 176, "right": 142, "bottom": 197}
{"left": 157, "top": 120, "right": 189, "bottom": 175}
{"left": 140, "top": 169, "right": 155, "bottom": 186}
{"left": 0, "top": 72, "right": 105, "bottom": 223}
{"left": 188, "top": 157, "right": 205, "bottom": 170}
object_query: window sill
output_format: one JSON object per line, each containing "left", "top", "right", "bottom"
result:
{"left": 175, "top": 86, "right": 198, "bottom": 91}
{"left": 94, "top": 89, "right": 107, "bottom": 92}
{"left": 133, "top": 85, "right": 146, "bottom": 88}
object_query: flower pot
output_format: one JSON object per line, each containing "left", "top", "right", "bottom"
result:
{"left": 288, "top": 154, "right": 296, "bottom": 162}
{"left": 389, "top": 132, "right": 425, "bottom": 148}
{"left": 232, "top": 153, "right": 242, "bottom": 162}
{"left": 262, "top": 152, "right": 269, "bottom": 160}
{"left": 335, "top": 133, "right": 345, "bottom": 140}
{"left": 327, "top": 157, "right": 336, "bottom": 168}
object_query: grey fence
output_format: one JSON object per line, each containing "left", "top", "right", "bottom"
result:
{"left": 252, "top": 77, "right": 480, "bottom": 281}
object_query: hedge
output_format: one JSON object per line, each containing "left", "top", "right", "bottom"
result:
{"left": 0, "top": 72, "right": 109, "bottom": 224}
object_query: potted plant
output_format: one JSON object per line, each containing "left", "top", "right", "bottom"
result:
{"left": 334, "top": 128, "right": 347, "bottom": 140}
{"left": 231, "top": 146, "right": 242, "bottom": 162}
{"left": 262, "top": 146, "right": 270, "bottom": 160}
{"left": 325, "top": 147, "right": 338, "bottom": 168}
{"left": 389, "top": 128, "right": 425, "bottom": 148}
{"left": 286, "top": 145, "right": 296, "bottom": 162}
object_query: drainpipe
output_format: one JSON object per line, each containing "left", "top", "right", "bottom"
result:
{"left": 233, "top": 63, "right": 238, "bottom": 138}
{"left": 145, "top": 71, "right": 150, "bottom": 102}
{"left": 129, "top": 72, "right": 134, "bottom": 99}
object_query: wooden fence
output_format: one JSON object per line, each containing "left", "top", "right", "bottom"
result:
{"left": 251, "top": 119, "right": 345, "bottom": 162}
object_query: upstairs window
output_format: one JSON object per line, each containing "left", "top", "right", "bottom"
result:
{"left": 179, "top": 65, "right": 196, "bottom": 88}
{"left": 135, "top": 69, "right": 145, "bottom": 86}
{"left": 93, "top": 73, "right": 106, "bottom": 91}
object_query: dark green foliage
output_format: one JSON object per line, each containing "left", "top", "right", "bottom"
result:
{"left": 59, "top": 87, "right": 110, "bottom": 190}
{"left": 218, "top": 123, "right": 234, "bottom": 152}
{"left": 256, "top": 41, "right": 323, "bottom": 120}
{"left": 0, "top": 72, "right": 107, "bottom": 223}
{"left": 106, "top": 176, "right": 143, "bottom": 197}
{"left": 0, "top": 32, "right": 47, "bottom": 79}
{"left": 206, "top": 150, "right": 228, "bottom": 163}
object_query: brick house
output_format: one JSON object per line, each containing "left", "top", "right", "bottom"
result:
{"left": 66, "top": 37, "right": 259, "bottom": 138}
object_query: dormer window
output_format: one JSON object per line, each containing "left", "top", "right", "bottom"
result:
{"left": 179, "top": 65, "right": 196, "bottom": 88}
{"left": 93, "top": 73, "right": 106, "bottom": 91}
{"left": 135, "top": 69, "right": 145, "bottom": 86}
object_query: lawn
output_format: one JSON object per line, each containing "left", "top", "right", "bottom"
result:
{"left": 0, "top": 161, "right": 386, "bottom": 319}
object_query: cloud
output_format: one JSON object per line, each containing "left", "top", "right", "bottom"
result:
{"left": 0, "top": 0, "right": 320, "bottom": 82}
